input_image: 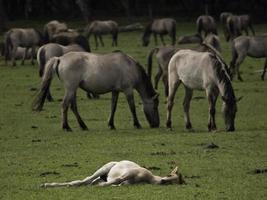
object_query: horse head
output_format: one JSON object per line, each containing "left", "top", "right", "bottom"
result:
{"left": 161, "top": 166, "right": 186, "bottom": 185}
{"left": 221, "top": 96, "right": 242, "bottom": 132}
{"left": 143, "top": 93, "right": 160, "bottom": 128}
{"left": 142, "top": 22, "right": 153, "bottom": 46}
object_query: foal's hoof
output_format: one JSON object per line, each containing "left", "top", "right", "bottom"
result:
{"left": 81, "top": 126, "right": 89, "bottom": 131}
{"left": 186, "top": 128, "right": 195, "bottom": 133}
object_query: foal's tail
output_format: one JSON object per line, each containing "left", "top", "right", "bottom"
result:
{"left": 171, "top": 21, "right": 177, "bottom": 45}
{"left": 4, "top": 31, "right": 13, "bottom": 61}
{"left": 32, "top": 57, "right": 60, "bottom": 111}
{"left": 147, "top": 47, "right": 159, "bottom": 80}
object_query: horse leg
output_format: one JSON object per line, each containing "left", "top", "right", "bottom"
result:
{"left": 61, "top": 90, "right": 75, "bottom": 131}
{"left": 166, "top": 79, "right": 181, "bottom": 129}
{"left": 235, "top": 53, "right": 246, "bottom": 81}
{"left": 11, "top": 46, "right": 18, "bottom": 66}
{"left": 21, "top": 47, "right": 29, "bottom": 65}
{"left": 162, "top": 73, "right": 169, "bottom": 97}
{"left": 125, "top": 91, "right": 141, "bottom": 129}
{"left": 206, "top": 87, "right": 219, "bottom": 131}
{"left": 31, "top": 46, "right": 35, "bottom": 65}
{"left": 99, "top": 35, "right": 104, "bottom": 47}
{"left": 154, "top": 65, "right": 163, "bottom": 90}
{"left": 160, "top": 34, "right": 165, "bottom": 46}
{"left": 46, "top": 88, "right": 54, "bottom": 102}
{"left": 108, "top": 91, "right": 119, "bottom": 130}
{"left": 153, "top": 33, "right": 158, "bottom": 46}
{"left": 70, "top": 92, "right": 88, "bottom": 130}
{"left": 261, "top": 58, "right": 267, "bottom": 81}
{"left": 41, "top": 162, "right": 118, "bottom": 188}
{"left": 94, "top": 34, "right": 98, "bottom": 49}
{"left": 183, "top": 87, "right": 193, "bottom": 131}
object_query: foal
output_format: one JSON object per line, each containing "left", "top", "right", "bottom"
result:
{"left": 41, "top": 160, "right": 185, "bottom": 187}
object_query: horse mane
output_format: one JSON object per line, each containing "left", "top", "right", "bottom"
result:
{"left": 201, "top": 43, "right": 231, "bottom": 76}
{"left": 210, "top": 55, "right": 236, "bottom": 102}
{"left": 135, "top": 61, "right": 157, "bottom": 97}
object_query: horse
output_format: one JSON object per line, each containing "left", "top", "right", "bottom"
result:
{"left": 32, "top": 51, "right": 160, "bottom": 131}
{"left": 166, "top": 49, "right": 241, "bottom": 132}
{"left": 4, "top": 28, "right": 43, "bottom": 66}
{"left": 41, "top": 160, "right": 185, "bottom": 187}
{"left": 37, "top": 43, "right": 87, "bottom": 101}
{"left": 220, "top": 12, "right": 233, "bottom": 40}
{"left": 225, "top": 15, "right": 255, "bottom": 41}
{"left": 230, "top": 35, "right": 267, "bottom": 81}
{"left": 147, "top": 35, "right": 221, "bottom": 97}
{"left": 50, "top": 31, "right": 91, "bottom": 52}
{"left": 196, "top": 15, "right": 217, "bottom": 38}
{"left": 84, "top": 20, "right": 118, "bottom": 49}
{"left": 142, "top": 18, "right": 176, "bottom": 47}
{"left": 43, "top": 20, "right": 68, "bottom": 42}
{"left": 178, "top": 33, "right": 203, "bottom": 44}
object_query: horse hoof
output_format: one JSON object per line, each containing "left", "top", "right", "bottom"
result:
{"left": 134, "top": 124, "right": 142, "bottom": 129}
{"left": 81, "top": 126, "right": 88, "bottom": 131}
{"left": 186, "top": 128, "right": 195, "bottom": 133}
{"left": 63, "top": 127, "right": 72, "bottom": 132}
{"left": 108, "top": 125, "right": 116, "bottom": 130}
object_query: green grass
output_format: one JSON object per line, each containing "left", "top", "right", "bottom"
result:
{"left": 0, "top": 20, "right": 266, "bottom": 200}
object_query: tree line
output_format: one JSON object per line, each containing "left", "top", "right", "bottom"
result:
{"left": 0, "top": 0, "right": 266, "bottom": 32}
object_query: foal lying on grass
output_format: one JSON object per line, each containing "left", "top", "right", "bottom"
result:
{"left": 41, "top": 160, "right": 185, "bottom": 187}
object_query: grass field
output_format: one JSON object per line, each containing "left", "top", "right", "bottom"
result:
{"left": 0, "top": 19, "right": 266, "bottom": 200}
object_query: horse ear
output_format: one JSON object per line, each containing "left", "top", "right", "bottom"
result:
{"left": 171, "top": 166, "right": 179, "bottom": 175}
{"left": 236, "top": 96, "right": 243, "bottom": 102}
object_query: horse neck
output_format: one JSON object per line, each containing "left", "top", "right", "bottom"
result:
{"left": 135, "top": 65, "right": 156, "bottom": 101}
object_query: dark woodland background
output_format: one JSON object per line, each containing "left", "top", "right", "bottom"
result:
{"left": 0, "top": 0, "right": 266, "bottom": 31}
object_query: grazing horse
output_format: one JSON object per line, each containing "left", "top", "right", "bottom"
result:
{"left": 4, "top": 28, "right": 43, "bottom": 66}
{"left": 84, "top": 20, "right": 119, "bottom": 49}
{"left": 41, "top": 160, "right": 185, "bottom": 187}
{"left": 196, "top": 15, "right": 217, "bottom": 37}
{"left": 178, "top": 33, "right": 203, "bottom": 44}
{"left": 147, "top": 35, "right": 221, "bottom": 97}
{"left": 43, "top": 20, "right": 68, "bottom": 42}
{"left": 32, "top": 51, "right": 160, "bottom": 131}
{"left": 220, "top": 12, "right": 233, "bottom": 40}
{"left": 37, "top": 43, "right": 87, "bottom": 101}
{"left": 230, "top": 36, "right": 267, "bottom": 81}
{"left": 225, "top": 15, "right": 255, "bottom": 41}
{"left": 50, "top": 31, "right": 91, "bottom": 52}
{"left": 166, "top": 49, "right": 240, "bottom": 132}
{"left": 142, "top": 18, "right": 176, "bottom": 47}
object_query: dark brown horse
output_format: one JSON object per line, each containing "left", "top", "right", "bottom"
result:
{"left": 142, "top": 18, "right": 176, "bottom": 46}
{"left": 196, "top": 15, "right": 217, "bottom": 37}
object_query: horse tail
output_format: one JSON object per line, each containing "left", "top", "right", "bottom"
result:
{"left": 171, "top": 21, "right": 177, "bottom": 45}
{"left": 32, "top": 57, "right": 60, "bottom": 111}
{"left": 196, "top": 17, "right": 203, "bottom": 35}
{"left": 4, "top": 31, "right": 13, "bottom": 61}
{"left": 37, "top": 47, "right": 46, "bottom": 77}
{"left": 228, "top": 19, "right": 236, "bottom": 41}
{"left": 147, "top": 47, "right": 159, "bottom": 80}
{"left": 229, "top": 41, "right": 238, "bottom": 78}
{"left": 75, "top": 35, "right": 91, "bottom": 52}
{"left": 43, "top": 27, "right": 50, "bottom": 43}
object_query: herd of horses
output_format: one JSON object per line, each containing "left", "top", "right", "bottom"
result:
{"left": 1, "top": 13, "right": 266, "bottom": 187}
{"left": 1, "top": 14, "right": 265, "bottom": 135}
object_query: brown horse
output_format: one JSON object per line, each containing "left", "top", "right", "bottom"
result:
{"left": 142, "top": 18, "right": 176, "bottom": 46}
{"left": 196, "top": 15, "right": 217, "bottom": 37}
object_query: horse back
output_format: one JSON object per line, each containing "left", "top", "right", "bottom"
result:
{"left": 169, "top": 50, "right": 213, "bottom": 90}
{"left": 57, "top": 52, "right": 140, "bottom": 93}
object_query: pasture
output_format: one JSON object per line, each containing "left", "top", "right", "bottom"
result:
{"left": 0, "top": 19, "right": 266, "bottom": 200}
